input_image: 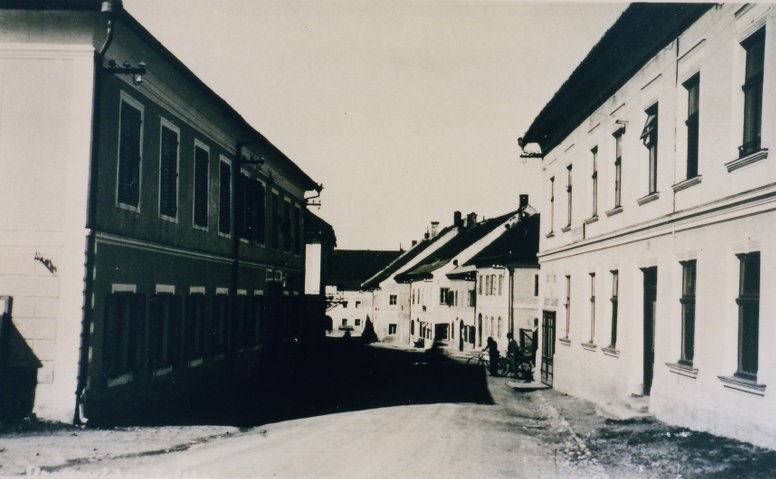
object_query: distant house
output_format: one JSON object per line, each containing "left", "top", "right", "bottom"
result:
{"left": 324, "top": 250, "right": 402, "bottom": 337}
{"left": 450, "top": 204, "right": 539, "bottom": 354}
{"left": 395, "top": 209, "right": 526, "bottom": 350}
{"left": 0, "top": 1, "right": 320, "bottom": 424}
{"left": 520, "top": 3, "right": 776, "bottom": 449}
{"left": 361, "top": 219, "right": 458, "bottom": 343}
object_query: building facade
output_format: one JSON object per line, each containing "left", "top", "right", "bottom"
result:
{"left": 521, "top": 3, "right": 776, "bottom": 449}
{"left": 0, "top": 2, "right": 321, "bottom": 424}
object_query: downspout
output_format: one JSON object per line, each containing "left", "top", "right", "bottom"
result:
{"left": 508, "top": 266, "right": 514, "bottom": 336}
{"left": 74, "top": 0, "right": 118, "bottom": 425}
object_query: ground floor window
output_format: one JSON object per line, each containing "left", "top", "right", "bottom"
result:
{"left": 355, "top": 318, "right": 361, "bottom": 327}
{"left": 388, "top": 323, "right": 397, "bottom": 335}
{"left": 679, "top": 260, "right": 696, "bottom": 365}
{"left": 184, "top": 294, "right": 206, "bottom": 361}
{"left": 736, "top": 252, "right": 760, "bottom": 380}
{"left": 149, "top": 294, "right": 181, "bottom": 368}
{"left": 103, "top": 292, "right": 145, "bottom": 377}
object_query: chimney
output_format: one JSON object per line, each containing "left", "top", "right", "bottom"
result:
{"left": 466, "top": 212, "right": 477, "bottom": 228}
{"left": 453, "top": 211, "right": 463, "bottom": 228}
{"left": 412, "top": 240, "right": 418, "bottom": 247}
{"left": 424, "top": 228, "right": 430, "bottom": 240}
{"left": 430, "top": 221, "right": 439, "bottom": 238}
{"left": 519, "top": 194, "right": 529, "bottom": 210}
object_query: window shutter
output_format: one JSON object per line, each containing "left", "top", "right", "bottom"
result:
{"left": 118, "top": 102, "right": 142, "bottom": 206}
{"left": 159, "top": 126, "right": 178, "bottom": 218}
{"left": 256, "top": 182, "right": 266, "bottom": 244}
{"left": 219, "top": 161, "right": 231, "bottom": 234}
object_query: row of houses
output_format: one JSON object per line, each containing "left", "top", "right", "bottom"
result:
{"left": 336, "top": 196, "right": 540, "bottom": 359}
{"left": 0, "top": 1, "right": 330, "bottom": 424}
{"left": 519, "top": 3, "right": 776, "bottom": 450}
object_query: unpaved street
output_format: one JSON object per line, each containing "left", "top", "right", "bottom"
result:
{"left": 4, "top": 341, "right": 776, "bottom": 478}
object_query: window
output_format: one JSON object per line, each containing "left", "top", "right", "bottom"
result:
{"left": 193, "top": 143, "right": 209, "bottom": 228}
{"left": 341, "top": 318, "right": 348, "bottom": 327}
{"left": 211, "top": 294, "right": 229, "bottom": 355}
{"left": 549, "top": 177, "right": 555, "bottom": 234}
{"left": 293, "top": 205, "right": 302, "bottom": 253}
{"left": 740, "top": 29, "right": 765, "bottom": 158}
{"left": 679, "top": 260, "right": 697, "bottom": 366}
{"left": 566, "top": 164, "right": 573, "bottom": 227}
{"left": 159, "top": 120, "right": 179, "bottom": 220}
{"left": 237, "top": 175, "right": 264, "bottom": 242}
{"left": 641, "top": 104, "right": 658, "bottom": 195}
{"left": 468, "top": 289, "right": 476, "bottom": 307}
{"left": 410, "top": 320, "right": 414, "bottom": 335}
{"left": 440, "top": 288, "right": 450, "bottom": 305}
{"left": 103, "top": 292, "right": 145, "bottom": 377}
{"left": 589, "top": 273, "right": 596, "bottom": 343}
{"left": 283, "top": 199, "right": 292, "bottom": 252}
{"left": 355, "top": 301, "right": 361, "bottom": 308}
{"left": 184, "top": 293, "right": 206, "bottom": 362}
{"left": 117, "top": 95, "right": 143, "bottom": 209}
{"left": 388, "top": 323, "right": 397, "bottom": 335}
{"left": 613, "top": 129, "right": 623, "bottom": 208}
{"left": 534, "top": 274, "right": 539, "bottom": 297}
{"left": 684, "top": 75, "right": 700, "bottom": 179}
{"left": 736, "top": 252, "right": 760, "bottom": 380}
{"left": 389, "top": 294, "right": 397, "bottom": 305}
{"left": 591, "top": 147, "right": 598, "bottom": 217}
{"left": 564, "top": 275, "right": 571, "bottom": 339}
{"left": 218, "top": 159, "right": 231, "bottom": 235}
{"left": 498, "top": 274, "right": 503, "bottom": 296}
{"left": 355, "top": 319, "right": 361, "bottom": 327}
{"left": 610, "top": 270, "right": 619, "bottom": 348}
{"left": 478, "top": 275, "right": 482, "bottom": 295}
{"left": 149, "top": 293, "right": 181, "bottom": 368}
{"left": 271, "top": 192, "right": 280, "bottom": 248}
{"left": 342, "top": 301, "right": 348, "bottom": 308}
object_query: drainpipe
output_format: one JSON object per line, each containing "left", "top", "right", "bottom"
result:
{"left": 508, "top": 266, "right": 514, "bottom": 335}
{"left": 74, "top": 0, "right": 119, "bottom": 425}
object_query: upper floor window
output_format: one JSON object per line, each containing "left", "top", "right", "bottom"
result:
{"left": 565, "top": 164, "right": 573, "bottom": 228}
{"left": 389, "top": 294, "right": 397, "bottom": 305}
{"left": 193, "top": 143, "right": 209, "bottom": 229}
{"left": 117, "top": 94, "right": 143, "bottom": 210}
{"left": 159, "top": 120, "right": 180, "bottom": 220}
{"left": 271, "top": 192, "right": 281, "bottom": 249}
{"left": 294, "top": 204, "right": 302, "bottom": 254}
{"left": 613, "top": 129, "right": 624, "bottom": 208}
{"left": 283, "top": 199, "right": 292, "bottom": 252}
{"left": 740, "top": 29, "right": 765, "bottom": 158}
{"left": 218, "top": 158, "right": 232, "bottom": 235}
{"left": 641, "top": 104, "right": 658, "bottom": 195}
{"left": 591, "top": 147, "right": 598, "bottom": 217}
{"left": 237, "top": 174, "right": 265, "bottom": 243}
{"left": 684, "top": 75, "right": 700, "bottom": 179}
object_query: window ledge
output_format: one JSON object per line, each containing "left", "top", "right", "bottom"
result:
{"left": 666, "top": 362, "right": 698, "bottom": 378}
{"left": 152, "top": 365, "right": 173, "bottom": 377}
{"left": 725, "top": 148, "right": 768, "bottom": 172}
{"left": 581, "top": 342, "right": 597, "bottom": 351}
{"left": 718, "top": 375, "right": 766, "bottom": 396}
{"left": 558, "top": 337, "right": 571, "bottom": 346}
{"left": 107, "top": 372, "right": 133, "bottom": 388}
{"left": 605, "top": 206, "right": 623, "bottom": 217}
{"left": 546, "top": 231, "right": 555, "bottom": 238}
{"left": 637, "top": 192, "right": 659, "bottom": 206}
{"left": 602, "top": 346, "right": 619, "bottom": 357}
{"left": 561, "top": 225, "right": 571, "bottom": 233}
{"left": 583, "top": 215, "right": 599, "bottom": 225}
{"left": 672, "top": 175, "right": 702, "bottom": 192}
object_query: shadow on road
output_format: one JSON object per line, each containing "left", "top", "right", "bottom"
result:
{"left": 129, "top": 338, "right": 492, "bottom": 428}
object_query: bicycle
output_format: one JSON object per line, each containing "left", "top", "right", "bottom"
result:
{"left": 466, "top": 350, "right": 490, "bottom": 368}
{"left": 504, "top": 351, "right": 534, "bottom": 381}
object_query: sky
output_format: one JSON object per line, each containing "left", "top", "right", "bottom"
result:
{"left": 123, "top": 0, "right": 627, "bottom": 250}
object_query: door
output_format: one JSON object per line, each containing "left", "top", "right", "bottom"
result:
{"left": 541, "top": 310, "right": 556, "bottom": 386}
{"left": 642, "top": 267, "right": 657, "bottom": 395}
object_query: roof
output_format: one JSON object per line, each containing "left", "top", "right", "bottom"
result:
{"left": 2, "top": 0, "right": 320, "bottom": 191}
{"left": 521, "top": 3, "right": 713, "bottom": 155}
{"left": 327, "top": 250, "right": 403, "bottom": 290}
{"left": 463, "top": 213, "right": 540, "bottom": 269}
{"left": 394, "top": 210, "right": 517, "bottom": 284}
{"left": 305, "top": 211, "right": 337, "bottom": 246}
{"left": 360, "top": 225, "right": 456, "bottom": 290}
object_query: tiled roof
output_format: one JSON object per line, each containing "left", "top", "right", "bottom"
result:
{"left": 464, "top": 213, "right": 539, "bottom": 268}
{"left": 361, "top": 225, "right": 456, "bottom": 290}
{"left": 394, "top": 210, "right": 517, "bottom": 283}
{"left": 327, "top": 249, "right": 403, "bottom": 290}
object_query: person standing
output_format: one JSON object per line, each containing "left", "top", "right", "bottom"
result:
{"left": 506, "top": 332, "right": 519, "bottom": 377}
{"left": 485, "top": 337, "right": 499, "bottom": 376}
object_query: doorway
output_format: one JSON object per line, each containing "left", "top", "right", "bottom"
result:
{"left": 541, "top": 310, "right": 556, "bottom": 386}
{"left": 642, "top": 267, "right": 657, "bottom": 395}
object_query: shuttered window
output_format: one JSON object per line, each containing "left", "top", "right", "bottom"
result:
{"left": 117, "top": 97, "right": 143, "bottom": 208}
{"left": 159, "top": 122, "right": 179, "bottom": 219}
{"left": 193, "top": 144, "right": 209, "bottom": 228}
{"left": 219, "top": 159, "right": 231, "bottom": 235}
{"left": 271, "top": 192, "right": 280, "bottom": 248}
{"left": 184, "top": 293, "right": 206, "bottom": 361}
{"left": 103, "top": 292, "right": 146, "bottom": 377}
{"left": 256, "top": 182, "right": 266, "bottom": 245}
{"left": 293, "top": 204, "right": 301, "bottom": 254}
{"left": 283, "top": 200, "right": 292, "bottom": 252}
{"left": 149, "top": 293, "right": 181, "bottom": 368}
